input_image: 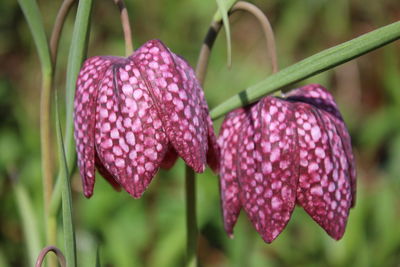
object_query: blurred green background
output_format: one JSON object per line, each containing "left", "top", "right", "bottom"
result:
{"left": 1, "top": 0, "right": 400, "bottom": 266}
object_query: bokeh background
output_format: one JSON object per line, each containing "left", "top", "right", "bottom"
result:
{"left": 1, "top": 0, "right": 400, "bottom": 266}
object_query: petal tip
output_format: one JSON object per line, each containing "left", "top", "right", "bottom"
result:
{"left": 83, "top": 190, "right": 93, "bottom": 198}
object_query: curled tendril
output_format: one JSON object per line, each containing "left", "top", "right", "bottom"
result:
{"left": 35, "top": 246, "right": 66, "bottom": 267}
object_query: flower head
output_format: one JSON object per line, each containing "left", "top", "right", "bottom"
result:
{"left": 218, "top": 84, "right": 356, "bottom": 243}
{"left": 74, "top": 39, "right": 219, "bottom": 198}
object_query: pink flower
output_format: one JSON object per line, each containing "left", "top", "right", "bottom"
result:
{"left": 218, "top": 84, "right": 356, "bottom": 243}
{"left": 74, "top": 39, "right": 219, "bottom": 198}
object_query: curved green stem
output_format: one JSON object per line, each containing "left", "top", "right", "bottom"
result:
{"left": 196, "top": 1, "right": 278, "bottom": 84}
{"left": 210, "top": 21, "right": 400, "bottom": 120}
{"left": 17, "top": 3, "right": 55, "bottom": 265}
{"left": 50, "top": 0, "right": 76, "bottom": 64}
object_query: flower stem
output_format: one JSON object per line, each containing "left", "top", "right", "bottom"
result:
{"left": 50, "top": 0, "right": 76, "bottom": 65}
{"left": 40, "top": 73, "right": 57, "bottom": 267}
{"left": 210, "top": 20, "right": 400, "bottom": 120}
{"left": 196, "top": 1, "right": 278, "bottom": 83}
{"left": 185, "top": 166, "right": 197, "bottom": 267}
{"left": 187, "top": 2, "right": 278, "bottom": 265}
{"left": 113, "top": 0, "right": 134, "bottom": 55}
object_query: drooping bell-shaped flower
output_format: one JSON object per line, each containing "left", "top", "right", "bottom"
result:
{"left": 218, "top": 84, "right": 356, "bottom": 243}
{"left": 74, "top": 39, "right": 219, "bottom": 198}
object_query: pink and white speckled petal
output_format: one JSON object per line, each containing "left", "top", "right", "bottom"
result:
{"left": 95, "top": 62, "right": 170, "bottom": 198}
{"left": 218, "top": 108, "right": 247, "bottom": 237}
{"left": 131, "top": 40, "right": 207, "bottom": 173}
{"left": 287, "top": 84, "right": 356, "bottom": 206}
{"left": 116, "top": 62, "right": 169, "bottom": 197}
{"left": 74, "top": 56, "right": 117, "bottom": 198}
{"left": 238, "top": 98, "right": 298, "bottom": 243}
{"left": 176, "top": 55, "right": 220, "bottom": 172}
{"left": 294, "top": 102, "right": 351, "bottom": 240}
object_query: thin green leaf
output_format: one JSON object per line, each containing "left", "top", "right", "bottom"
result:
{"left": 215, "top": 0, "right": 232, "bottom": 67}
{"left": 64, "top": 0, "right": 93, "bottom": 169}
{"left": 14, "top": 184, "right": 42, "bottom": 267}
{"left": 50, "top": 0, "right": 94, "bottom": 217}
{"left": 17, "top": 0, "right": 52, "bottom": 76}
{"left": 210, "top": 21, "right": 400, "bottom": 120}
{"left": 56, "top": 93, "right": 77, "bottom": 267}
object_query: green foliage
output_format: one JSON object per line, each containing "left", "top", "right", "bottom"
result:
{"left": 2, "top": 0, "right": 400, "bottom": 266}
{"left": 56, "top": 95, "right": 76, "bottom": 267}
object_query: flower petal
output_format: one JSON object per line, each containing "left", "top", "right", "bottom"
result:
{"left": 131, "top": 40, "right": 208, "bottom": 172}
{"left": 218, "top": 108, "right": 246, "bottom": 237}
{"left": 95, "top": 61, "right": 170, "bottom": 198}
{"left": 179, "top": 54, "right": 220, "bottom": 172}
{"left": 238, "top": 98, "right": 298, "bottom": 243}
{"left": 294, "top": 102, "right": 351, "bottom": 240}
{"left": 287, "top": 84, "right": 356, "bottom": 206}
{"left": 74, "top": 56, "right": 116, "bottom": 198}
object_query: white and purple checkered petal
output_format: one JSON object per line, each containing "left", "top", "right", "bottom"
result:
{"left": 131, "top": 40, "right": 207, "bottom": 173}
{"left": 113, "top": 62, "right": 169, "bottom": 198}
{"left": 287, "top": 84, "right": 356, "bottom": 206}
{"left": 173, "top": 55, "right": 220, "bottom": 172}
{"left": 294, "top": 102, "right": 351, "bottom": 240}
{"left": 74, "top": 56, "right": 117, "bottom": 198}
{"left": 218, "top": 108, "right": 247, "bottom": 237}
{"left": 239, "top": 98, "right": 298, "bottom": 243}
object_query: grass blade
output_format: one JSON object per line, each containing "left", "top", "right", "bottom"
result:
{"left": 56, "top": 94, "right": 77, "bottom": 267}
{"left": 14, "top": 184, "right": 42, "bottom": 267}
{"left": 50, "top": 0, "right": 94, "bottom": 217}
{"left": 210, "top": 21, "right": 400, "bottom": 120}
{"left": 64, "top": 0, "right": 94, "bottom": 170}
{"left": 17, "top": 0, "right": 52, "bottom": 76}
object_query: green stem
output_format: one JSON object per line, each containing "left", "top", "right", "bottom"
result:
{"left": 17, "top": 2, "right": 56, "bottom": 265}
{"left": 17, "top": 0, "right": 54, "bottom": 220}
{"left": 210, "top": 21, "right": 400, "bottom": 120}
{"left": 40, "top": 73, "right": 53, "bottom": 223}
{"left": 185, "top": 166, "right": 197, "bottom": 267}
{"left": 113, "top": 0, "right": 134, "bottom": 55}
{"left": 50, "top": 0, "right": 76, "bottom": 64}
{"left": 188, "top": 2, "right": 276, "bottom": 265}
{"left": 196, "top": 1, "right": 278, "bottom": 85}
